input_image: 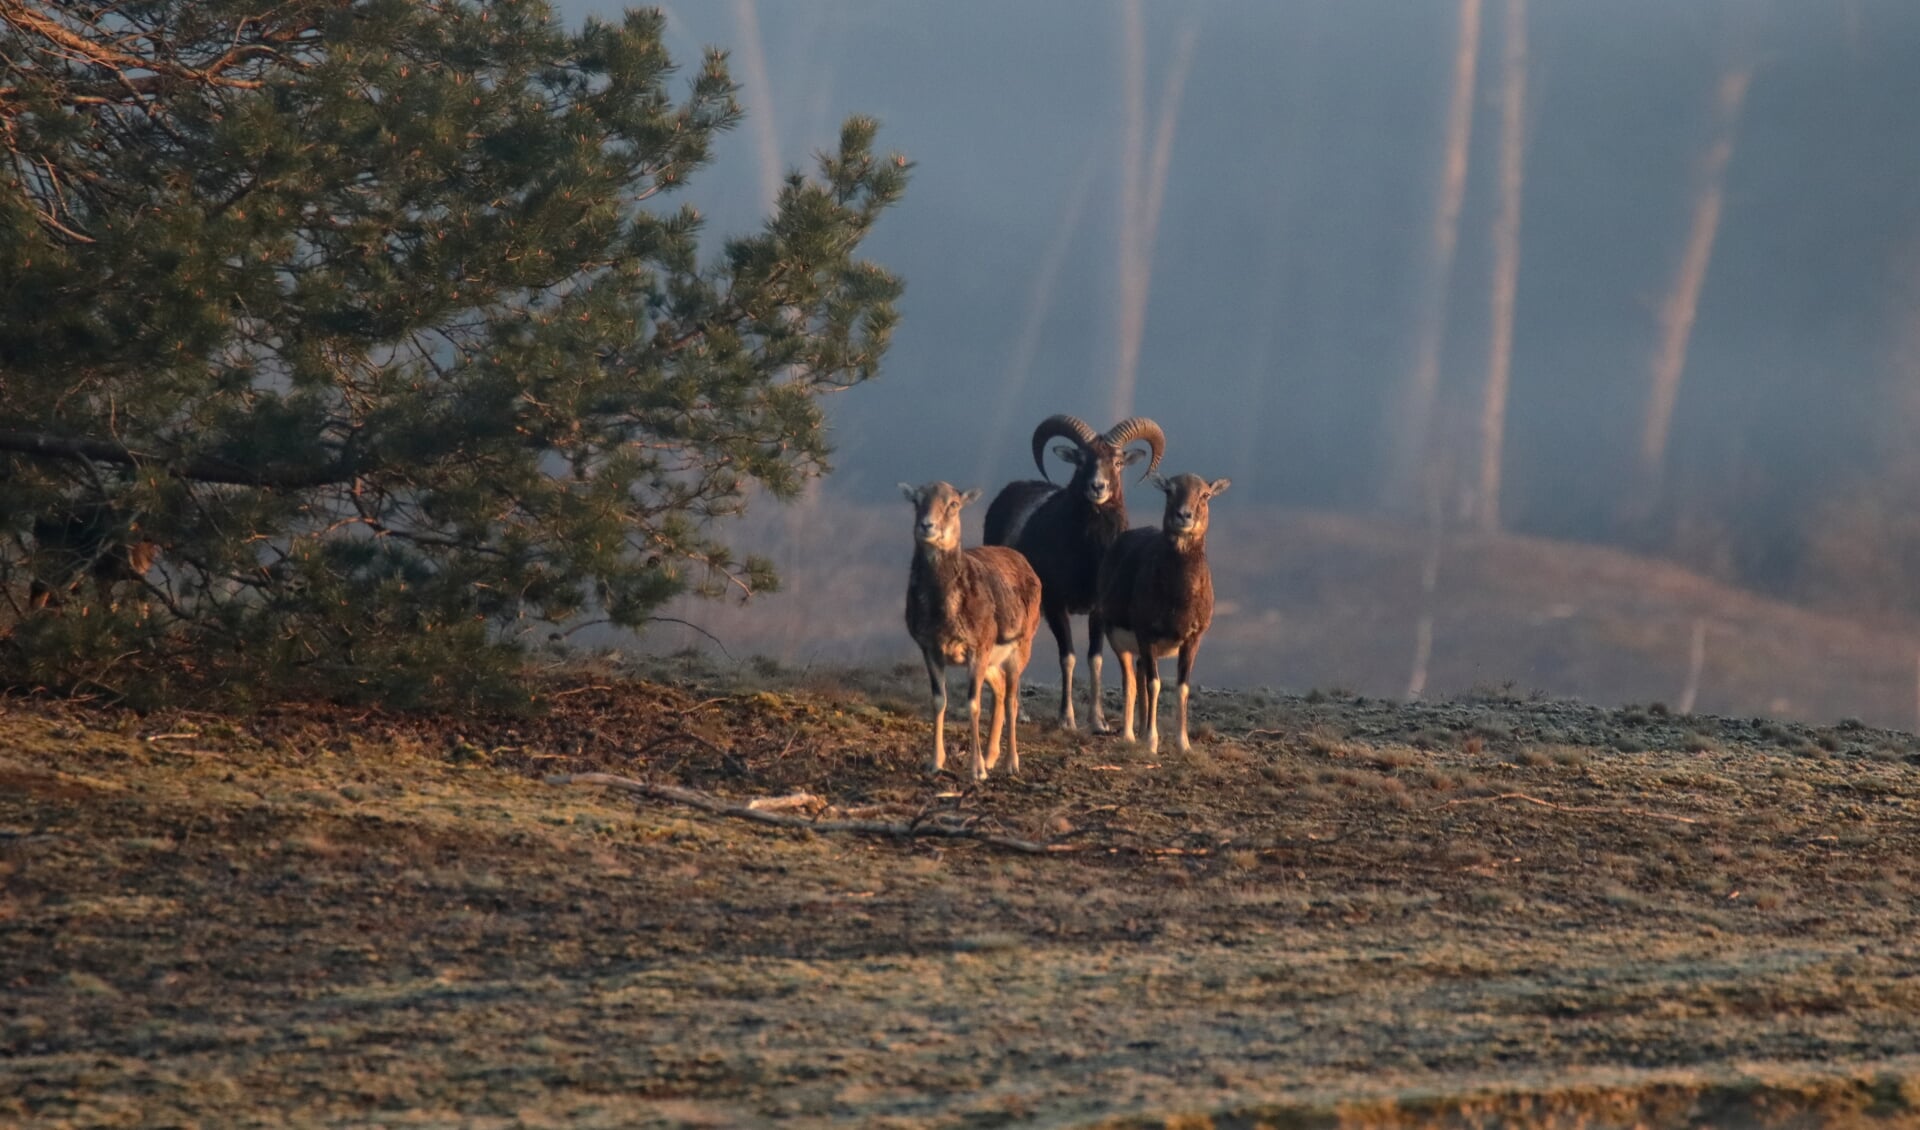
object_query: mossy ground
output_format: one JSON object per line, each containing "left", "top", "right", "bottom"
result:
{"left": 7, "top": 658, "right": 1920, "bottom": 1126}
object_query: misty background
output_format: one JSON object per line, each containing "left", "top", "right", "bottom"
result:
{"left": 555, "top": 0, "right": 1920, "bottom": 725}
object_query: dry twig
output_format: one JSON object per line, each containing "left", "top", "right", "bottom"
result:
{"left": 745, "top": 792, "right": 824, "bottom": 813}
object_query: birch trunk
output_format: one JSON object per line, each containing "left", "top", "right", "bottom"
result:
{"left": 1474, "top": 0, "right": 1528, "bottom": 533}
{"left": 729, "top": 0, "right": 783, "bottom": 212}
{"left": 1633, "top": 65, "right": 1753, "bottom": 514}
{"left": 1384, "top": 0, "right": 1483, "bottom": 514}
{"left": 1109, "top": 6, "right": 1198, "bottom": 422}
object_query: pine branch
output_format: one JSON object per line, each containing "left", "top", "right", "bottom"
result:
{"left": 0, "top": 1, "right": 298, "bottom": 97}
{"left": 0, "top": 429, "right": 355, "bottom": 488}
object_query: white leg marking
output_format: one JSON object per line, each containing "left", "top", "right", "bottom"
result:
{"left": 1115, "top": 646, "right": 1138, "bottom": 744}
{"left": 932, "top": 685, "right": 947, "bottom": 773}
{"left": 1145, "top": 659, "right": 1162, "bottom": 755}
{"left": 1088, "top": 651, "right": 1107, "bottom": 733}
{"left": 984, "top": 668, "right": 1006, "bottom": 770}
{"left": 1004, "top": 662, "right": 1022, "bottom": 775}
{"left": 968, "top": 680, "right": 986, "bottom": 782}
{"left": 1059, "top": 651, "right": 1077, "bottom": 730}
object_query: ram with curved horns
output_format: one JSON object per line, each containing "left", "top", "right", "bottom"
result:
{"left": 982, "top": 414, "right": 1166, "bottom": 731}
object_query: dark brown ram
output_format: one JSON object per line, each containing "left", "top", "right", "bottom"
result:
{"left": 982, "top": 414, "right": 1165, "bottom": 732}
{"left": 1096, "top": 472, "right": 1229, "bottom": 754}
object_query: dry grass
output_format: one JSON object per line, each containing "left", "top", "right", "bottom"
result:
{"left": 6, "top": 674, "right": 1920, "bottom": 1126}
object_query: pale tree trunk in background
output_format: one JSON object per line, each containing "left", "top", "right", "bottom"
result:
{"left": 1473, "top": 0, "right": 1527, "bottom": 533}
{"left": 730, "top": 0, "right": 783, "bottom": 211}
{"left": 732, "top": 0, "right": 831, "bottom": 543}
{"left": 1631, "top": 64, "right": 1753, "bottom": 518}
{"left": 1406, "top": 482, "right": 1446, "bottom": 700}
{"left": 1402, "top": 0, "right": 1480, "bottom": 691}
{"left": 1114, "top": 0, "right": 1147, "bottom": 422}
{"left": 1383, "top": 0, "right": 1483, "bottom": 515}
{"left": 1141, "top": 22, "right": 1198, "bottom": 274}
{"left": 1678, "top": 617, "right": 1708, "bottom": 715}
{"left": 1109, "top": 3, "right": 1199, "bottom": 423}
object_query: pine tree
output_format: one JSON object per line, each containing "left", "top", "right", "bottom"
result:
{"left": 0, "top": 0, "right": 909, "bottom": 704}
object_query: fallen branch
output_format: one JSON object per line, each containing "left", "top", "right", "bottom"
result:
{"left": 1433, "top": 791, "right": 1701, "bottom": 825}
{"left": 745, "top": 791, "right": 824, "bottom": 813}
{"left": 549, "top": 772, "right": 1343, "bottom": 858}
{"left": 550, "top": 772, "right": 1072, "bottom": 853}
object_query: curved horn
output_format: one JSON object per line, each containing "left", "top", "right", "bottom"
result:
{"left": 1104, "top": 416, "right": 1167, "bottom": 478}
{"left": 1030, "top": 415, "right": 1098, "bottom": 480}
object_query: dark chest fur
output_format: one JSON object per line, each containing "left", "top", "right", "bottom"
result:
{"left": 1135, "top": 537, "right": 1213, "bottom": 646}
{"left": 1020, "top": 491, "right": 1127, "bottom": 610}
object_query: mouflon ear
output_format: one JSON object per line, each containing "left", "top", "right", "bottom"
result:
{"left": 1052, "top": 443, "right": 1084, "bottom": 465}
{"left": 1207, "top": 477, "right": 1232, "bottom": 497}
{"left": 1149, "top": 473, "right": 1171, "bottom": 493}
{"left": 959, "top": 488, "right": 982, "bottom": 506}
{"left": 899, "top": 483, "right": 922, "bottom": 504}
{"left": 1122, "top": 448, "right": 1148, "bottom": 465}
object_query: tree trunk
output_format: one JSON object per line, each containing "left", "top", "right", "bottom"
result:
{"left": 1631, "top": 64, "right": 1752, "bottom": 518}
{"left": 1474, "top": 0, "right": 1527, "bottom": 533}
{"left": 1109, "top": 5, "right": 1199, "bottom": 423}
{"left": 1113, "top": 0, "right": 1147, "bottom": 423}
{"left": 730, "top": 0, "right": 783, "bottom": 211}
{"left": 1383, "top": 0, "right": 1483, "bottom": 514}
{"left": 1141, "top": 20, "right": 1198, "bottom": 269}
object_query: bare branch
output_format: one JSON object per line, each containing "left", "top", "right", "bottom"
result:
{"left": 644, "top": 615, "right": 735, "bottom": 660}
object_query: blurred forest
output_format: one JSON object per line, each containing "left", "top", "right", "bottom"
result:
{"left": 582, "top": 0, "right": 1920, "bottom": 627}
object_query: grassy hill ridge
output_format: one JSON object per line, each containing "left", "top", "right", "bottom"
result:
{"left": 644, "top": 502, "right": 1920, "bottom": 728}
